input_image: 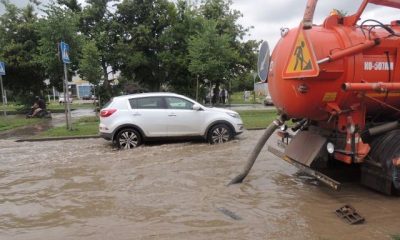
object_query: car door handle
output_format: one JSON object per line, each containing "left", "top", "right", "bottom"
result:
{"left": 132, "top": 113, "right": 141, "bottom": 116}
{"left": 168, "top": 114, "right": 176, "bottom": 117}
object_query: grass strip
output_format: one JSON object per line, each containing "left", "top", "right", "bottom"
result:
{"left": 0, "top": 117, "right": 41, "bottom": 132}
{"left": 237, "top": 109, "right": 277, "bottom": 129}
{"left": 38, "top": 116, "right": 99, "bottom": 137}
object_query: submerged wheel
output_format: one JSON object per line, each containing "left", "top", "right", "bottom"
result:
{"left": 368, "top": 130, "right": 400, "bottom": 194}
{"left": 115, "top": 128, "right": 142, "bottom": 149}
{"left": 208, "top": 124, "right": 232, "bottom": 144}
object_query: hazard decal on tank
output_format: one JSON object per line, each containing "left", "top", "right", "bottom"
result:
{"left": 283, "top": 25, "right": 320, "bottom": 79}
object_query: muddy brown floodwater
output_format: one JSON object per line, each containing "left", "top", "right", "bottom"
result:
{"left": 0, "top": 130, "right": 399, "bottom": 240}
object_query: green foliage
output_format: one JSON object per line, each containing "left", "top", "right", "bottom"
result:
{"left": 57, "top": 0, "right": 82, "bottom": 12}
{"left": 198, "top": 0, "right": 258, "bottom": 91}
{"left": 36, "top": 4, "right": 83, "bottom": 92}
{"left": 232, "top": 71, "right": 257, "bottom": 92}
{"left": 158, "top": 0, "right": 202, "bottom": 97}
{"left": 115, "top": 0, "right": 176, "bottom": 91}
{"left": 79, "top": 41, "right": 102, "bottom": 85}
{"left": 0, "top": 0, "right": 258, "bottom": 100}
{"left": 0, "top": 1, "right": 45, "bottom": 101}
{"left": 79, "top": 0, "right": 119, "bottom": 100}
{"left": 188, "top": 19, "right": 238, "bottom": 82}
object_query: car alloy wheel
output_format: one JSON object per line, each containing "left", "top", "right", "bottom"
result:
{"left": 208, "top": 124, "right": 232, "bottom": 144}
{"left": 116, "top": 128, "right": 142, "bottom": 149}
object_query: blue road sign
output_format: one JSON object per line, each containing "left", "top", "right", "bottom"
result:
{"left": 60, "top": 41, "right": 71, "bottom": 64}
{"left": 0, "top": 62, "right": 5, "bottom": 75}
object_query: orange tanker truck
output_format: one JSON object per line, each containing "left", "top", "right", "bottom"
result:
{"left": 231, "top": 0, "right": 400, "bottom": 195}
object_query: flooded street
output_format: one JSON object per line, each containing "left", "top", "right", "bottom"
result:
{"left": 0, "top": 130, "right": 398, "bottom": 240}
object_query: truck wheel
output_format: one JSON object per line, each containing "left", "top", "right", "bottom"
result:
{"left": 369, "top": 130, "right": 400, "bottom": 194}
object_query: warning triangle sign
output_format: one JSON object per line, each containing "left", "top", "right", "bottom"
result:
{"left": 283, "top": 26, "right": 319, "bottom": 79}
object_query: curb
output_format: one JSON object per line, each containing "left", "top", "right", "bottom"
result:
{"left": 15, "top": 135, "right": 100, "bottom": 142}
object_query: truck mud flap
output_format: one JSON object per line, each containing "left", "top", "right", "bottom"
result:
{"left": 284, "top": 130, "right": 327, "bottom": 167}
{"left": 361, "top": 160, "right": 393, "bottom": 195}
{"left": 268, "top": 145, "right": 341, "bottom": 190}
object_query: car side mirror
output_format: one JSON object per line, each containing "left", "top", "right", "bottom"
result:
{"left": 192, "top": 104, "right": 202, "bottom": 111}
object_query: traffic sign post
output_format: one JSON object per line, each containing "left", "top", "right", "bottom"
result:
{"left": 0, "top": 62, "right": 6, "bottom": 116}
{"left": 60, "top": 42, "right": 72, "bottom": 130}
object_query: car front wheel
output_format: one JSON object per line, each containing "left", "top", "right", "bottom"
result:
{"left": 116, "top": 128, "right": 142, "bottom": 149}
{"left": 208, "top": 124, "right": 232, "bottom": 144}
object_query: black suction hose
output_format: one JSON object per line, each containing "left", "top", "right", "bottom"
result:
{"left": 229, "top": 116, "right": 285, "bottom": 185}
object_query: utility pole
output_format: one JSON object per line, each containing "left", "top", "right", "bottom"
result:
{"left": 63, "top": 63, "right": 72, "bottom": 129}
{"left": 0, "top": 61, "right": 6, "bottom": 116}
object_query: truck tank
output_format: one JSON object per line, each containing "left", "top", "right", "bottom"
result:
{"left": 231, "top": 0, "right": 400, "bottom": 195}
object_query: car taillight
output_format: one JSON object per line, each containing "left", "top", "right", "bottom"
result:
{"left": 100, "top": 109, "right": 117, "bottom": 117}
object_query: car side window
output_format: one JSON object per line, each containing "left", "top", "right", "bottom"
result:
{"left": 165, "top": 97, "right": 194, "bottom": 110}
{"left": 129, "top": 97, "right": 165, "bottom": 109}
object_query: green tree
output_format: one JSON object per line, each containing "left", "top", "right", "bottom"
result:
{"left": 115, "top": 0, "right": 176, "bottom": 91}
{"left": 79, "top": 41, "right": 102, "bottom": 85}
{"left": 199, "top": 0, "right": 258, "bottom": 93}
{"left": 0, "top": 1, "right": 45, "bottom": 101}
{"left": 57, "top": 0, "right": 82, "bottom": 12}
{"left": 159, "top": 0, "right": 202, "bottom": 97}
{"left": 36, "top": 3, "right": 83, "bottom": 91}
{"left": 79, "top": 0, "right": 119, "bottom": 99}
{"left": 79, "top": 40, "right": 103, "bottom": 104}
{"left": 188, "top": 19, "right": 237, "bottom": 83}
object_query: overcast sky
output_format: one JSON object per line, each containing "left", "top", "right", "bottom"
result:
{"left": 2, "top": 0, "right": 400, "bottom": 47}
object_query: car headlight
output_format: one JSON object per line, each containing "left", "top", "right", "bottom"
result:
{"left": 227, "top": 112, "right": 240, "bottom": 119}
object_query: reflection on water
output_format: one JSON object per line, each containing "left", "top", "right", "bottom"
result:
{"left": 0, "top": 131, "right": 398, "bottom": 240}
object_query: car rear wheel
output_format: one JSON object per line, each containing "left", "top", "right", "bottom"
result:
{"left": 208, "top": 124, "right": 232, "bottom": 144}
{"left": 116, "top": 128, "right": 142, "bottom": 149}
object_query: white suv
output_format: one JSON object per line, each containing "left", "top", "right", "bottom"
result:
{"left": 99, "top": 93, "right": 244, "bottom": 149}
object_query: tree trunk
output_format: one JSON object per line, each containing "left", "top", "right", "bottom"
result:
{"left": 101, "top": 60, "right": 109, "bottom": 90}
